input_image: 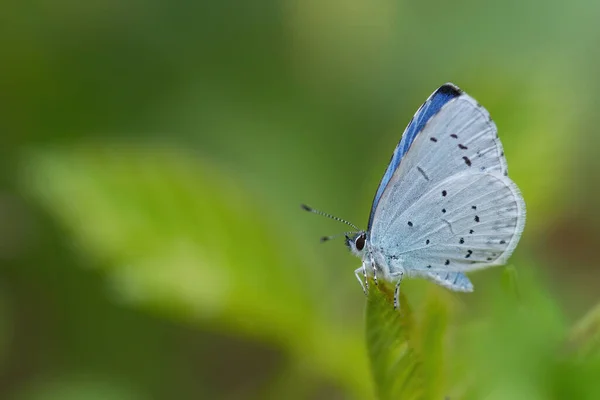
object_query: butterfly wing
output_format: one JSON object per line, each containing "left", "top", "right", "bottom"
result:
{"left": 421, "top": 271, "right": 474, "bottom": 292}
{"left": 374, "top": 170, "right": 525, "bottom": 272}
{"left": 368, "top": 84, "right": 525, "bottom": 274}
{"left": 367, "top": 84, "right": 463, "bottom": 230}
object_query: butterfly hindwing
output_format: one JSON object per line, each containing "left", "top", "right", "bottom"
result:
{"left": 374, "top": 170, "right": 525, "bottom": 273}
{"left": 420, "top": 271, "right": 474, "bottom": 292}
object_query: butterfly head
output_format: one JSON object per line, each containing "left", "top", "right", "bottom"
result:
{"left": 345, "top": 231, "right": 367, "bottom": 257}
{"left": 301, "top": 204, "right": 366, "bottom": 254}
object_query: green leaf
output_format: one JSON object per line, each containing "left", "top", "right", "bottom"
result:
{"left": 21, "top": 145, "right": 308, "bottom": 324}
{"left": 20, "top": 144, "right": 373, "bottom": 398}
{"left": 365, "top": 280, "right": 424, "bottom": 400}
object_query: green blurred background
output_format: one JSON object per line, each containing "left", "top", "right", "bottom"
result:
{"left": 2, "top": 0, "right": 600, "bottom": 399}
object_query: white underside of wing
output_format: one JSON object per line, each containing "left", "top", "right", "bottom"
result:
{"left": 371, "top": 93, "right": 508, "bottom": 240}
{"left": 368, "top": 90, "right": 526, "bottom": 274}
{"left": 374, "top": 170, "right": 526, "bottom": 273}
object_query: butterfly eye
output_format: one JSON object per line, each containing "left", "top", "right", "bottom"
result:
{"left": 355, "top": 234, "right": 366, "bottom": 251}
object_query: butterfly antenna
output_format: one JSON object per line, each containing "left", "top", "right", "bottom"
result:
{"left": 320, "top": 232, "right": 353, "bottom": 243}
{"left": 301, "top": 204, "right": 360, "bottom": 231}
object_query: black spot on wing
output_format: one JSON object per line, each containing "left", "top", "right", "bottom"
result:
{"left": 474, "top": 215, "right": 480, "bottom": 223}
{"left": 458, "top": 144, "right": 468, "bottom": 150}
{"left": 463, "top": 156, "right": 472, "bottom": 167}
{"left": 442, "top": 190, "right": 447, "bottom": 197}
{"left": 459, "top": 238, "right": 464, "bottom": 244}
{"left": 437, "top": 83, "right": 463, "bottom": 97}
{"left": 450, "top": 134, "right": 458, "bottom": 139}
{"left": 430, "top": 137, "right": 438, "bottom": 142}
{"left": 445, "top": 259, "right": 450, "bottom": 265}
{"left": 408, "top": 221, "right": 413, "bottom": 227}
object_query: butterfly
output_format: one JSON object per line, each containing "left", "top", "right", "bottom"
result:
{"left": 303, "top": 83, "right": 526, "bottom": 309}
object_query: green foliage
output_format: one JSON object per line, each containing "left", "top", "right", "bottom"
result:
{"left": 365, "top": 268, "right": 600, "bottom": 400}
{"left": 4, "top": 0, "right": 600, "bottom": 397}
{"left": 20, "top": 144, "right": 600, "bottom": 399}
{"left": 18, "top": 143, "right": 600, "bottom": 399}
{"left": 14, "top": 377, "right": 143, "bottom": 400}
{"left": 21, "top": 144, "right": 373, "bottom": 398}
{"left": 567, "top": 303, "right": 600, "bottom": 359}
{"left": 366, "top": 281, "right": 423, "bottom": 400}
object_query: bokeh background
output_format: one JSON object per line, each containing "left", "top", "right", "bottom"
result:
{"left": 2, "top": 1, "right": 600, "bottom": 399}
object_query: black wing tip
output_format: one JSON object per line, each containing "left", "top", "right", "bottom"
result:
{"left": 437, "top": 82, "right": 463, "bottom": 97}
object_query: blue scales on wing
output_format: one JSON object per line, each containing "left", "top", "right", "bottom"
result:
{"left": 367, "top": 83, "right": 463, "bottom": 231}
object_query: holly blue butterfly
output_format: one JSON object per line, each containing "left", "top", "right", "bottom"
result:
{"left": 303, "top": 83, "right": 526, "bottom": 309}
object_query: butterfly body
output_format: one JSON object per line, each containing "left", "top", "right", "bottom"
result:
{"left": 343, "top": 83, "right": 525, "bottom": 308}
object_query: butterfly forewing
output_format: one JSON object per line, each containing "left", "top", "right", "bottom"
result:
{"left": 368, "top": 84, "right": 463, "bottom": 230}
{"left": 370, "top": 91, "right": 508, "bottom": 241}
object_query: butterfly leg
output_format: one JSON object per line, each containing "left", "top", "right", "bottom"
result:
{"left": 390, "top": 270, "right": 404, "bottom": 310}
{"left": 369, "top": 253, "right": 378, "bottom": 286}
{"left": 372, "top": 266, "right": 379, "bottom": 286}
{"left": 354, "top": 266, "right": 367, "bottom": 295}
